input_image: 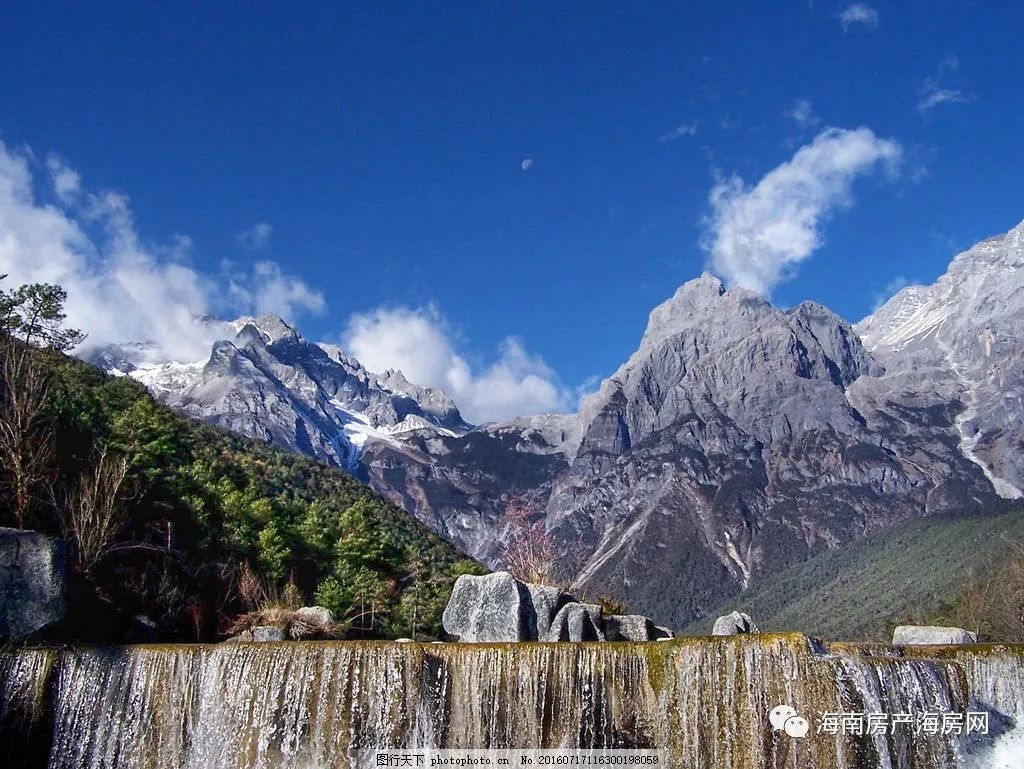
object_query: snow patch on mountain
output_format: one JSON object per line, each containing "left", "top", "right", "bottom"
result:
{"left": 857, "top": 218, "right": 1024, "bottom": 498}
{"left": 130, "top": 360, "right": 207, "bottom": 393}
{"left": 91, "top": 312, "right": 473, "bottom": 472}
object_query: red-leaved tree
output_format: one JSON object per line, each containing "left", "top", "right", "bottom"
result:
{"left": 502, "top": 500, "right": 561, "bottom": 585}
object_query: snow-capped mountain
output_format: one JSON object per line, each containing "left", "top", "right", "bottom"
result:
{"left": 94, "top": 220, "right": 1024, "bottom": 627}
{"left": 856, "top": 218, "right": 1024, "bottom": 498}
{"left": 99, "top": 313, "right": 470, "bottom": 471}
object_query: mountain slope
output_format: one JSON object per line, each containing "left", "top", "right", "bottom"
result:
{"left": 680, "top": 508, "right": 1024, "bottom": 640}
{"left": 101, "top": 314, "right": 470, "bottom": 471}
{"left": 15, "top": 350, "right": 481, "bottom": 643}
{"left": 856, "top": 218, "right": 1024, "bottom": 499}
{"left": 545, "top": 273, "right": 996, "bottom": 625}
{"left": 96, "top": 220, "right": 1024, "bottom": 630}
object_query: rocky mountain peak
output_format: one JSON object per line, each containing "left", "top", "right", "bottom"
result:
{"left": 379, "top": 368, "right": 414, "bottom": 393}
{"left": 574, "top": 271, "right": 879, "bottom": 467}
{"left": 638, "top": 272, "right": 776, "bottom": 354}
{"left": 231, "top": 323, "right": 268, "bottom": 351}
{"left": 857, "top": 220, "right": 1024, "bottom": 355}
{"left": 230, "top": 314, "right": 302, "bottom": 346}
{"left": 646, "top": 272, "right": 722, "bottom": 321}
{"left": 787, "top": 300, "right": 879, "bottom": 385}
{"left": 944, "top": 219, "right": 1024, "bottom": 277}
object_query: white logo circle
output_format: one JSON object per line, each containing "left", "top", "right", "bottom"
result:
{"left": 784, "top": 716, "right": 810, "bottom": 739}
{"left": 769, "top": 704, "right": 798, "bottom": 730}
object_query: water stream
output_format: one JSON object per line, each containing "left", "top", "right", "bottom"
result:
{"left": 1, "top": 635, "right": 1020, "bottom": 768}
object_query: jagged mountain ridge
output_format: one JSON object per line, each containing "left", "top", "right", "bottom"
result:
{"left": 96, "top": 220, "right": 1024, "bottom": 628}
{"left": 543, "top": 271, "right": 998, "bottom": 624}
{"left": 100, "top": 313, "right": 471, "bottom": 471}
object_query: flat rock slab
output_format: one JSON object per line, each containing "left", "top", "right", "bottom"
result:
{"left": 892, "top": 625, "right": 977, "bottom": 645}
{"left": 603, "top": 614, "right": 655, "bottom": 642}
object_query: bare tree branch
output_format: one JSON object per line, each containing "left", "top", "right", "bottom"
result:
{"left": 62, "top": 446, "right": 130, "bottom": 573}
{"left": 502, "top": 501, "right": 561, "bottom": 585}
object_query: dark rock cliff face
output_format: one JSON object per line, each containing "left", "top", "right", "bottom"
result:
{"left": 0, "top": 528, "right": 66, "bottom": 640}
{"left": 105, "top": 222, "right": 1024, "bottom": 629}
{"left": 358, "top": 423, "right": 571, "bottom": 562}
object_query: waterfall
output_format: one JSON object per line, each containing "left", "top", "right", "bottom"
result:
{"left": 0, "top": 635, "right": 1020, "bottom": 769}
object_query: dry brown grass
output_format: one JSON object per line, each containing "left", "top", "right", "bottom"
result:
{"left": 226, "top": 606, "right": 342, "bottom": 640}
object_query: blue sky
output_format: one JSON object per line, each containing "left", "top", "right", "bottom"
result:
{"left": 1, "top": 2, "right": 1022, "bottom": 420}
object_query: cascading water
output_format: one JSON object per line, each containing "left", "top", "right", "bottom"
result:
{"left": 0, "top": 635, "right": 1020, "bottom": 769}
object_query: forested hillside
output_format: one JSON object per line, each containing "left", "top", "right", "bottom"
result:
{"left": 683, "top": 510, "right": 1024, "bottom": 641}
{"left": 0, "top": 282, "right": 481, "bottom": 643}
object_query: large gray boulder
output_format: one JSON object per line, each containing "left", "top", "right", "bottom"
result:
{"left": 892, "top": 625, "right": 978, "bottom": 645}
{"left": 288, "top": 605, "right": 337, "bottom": 640}
{"left": 526, "top": 584, "right": 574, "bottom": 639}
{"left": 544, "top": 603, "right": 601, "bottom": 642}
{"left": 712, "top": 611, "right": 758, "bottom": 636}
{"left": 0, "top": 528, "right": 66, "bottom": 640}
{"left": 602, "top": 614, "right": 655, "bottom": 641}
{"left": 442, "top": 571, "right": 534, "bottom": 642}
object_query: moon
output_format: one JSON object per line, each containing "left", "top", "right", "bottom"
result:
{"left": 520, "top": 158, "right": 533, "bottom": 171}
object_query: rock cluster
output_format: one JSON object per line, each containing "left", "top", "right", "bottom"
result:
{"left": 0, "top": 528, "right": 65, "bottom": 641}
{"left": 441, "top": 571, "right": 673, "bottom": 642}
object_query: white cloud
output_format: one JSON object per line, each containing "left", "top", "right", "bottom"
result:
{"left": 237, "top": 221, "right": 273, "bottom": 250}
{"left": 917, "top": 86, "right": 967, "bottom": 112}
{"left": 784, "top": 98, "right": 820, "bottom": 128}
{"left": 45, "top": 154, "right": 81, "bottom": 202}
{"left": 0, "top": 139, "right": 323, "bottom": 364}
{"left": 343, "top": 306, "right": 571, "bottom": 423}
{"left": 0, "top": 139, "right": 569, "bottom": 423}
{"left": 227, "top": 260, "right": 325, "bottom": 320}
{"left": 838, "top": 3, "right": 879, "bottom": 30}
{"left": 659, "top": 121, "right": 698, "bottom": 143}
{"left": 917, "top": 56, "right": 970, "bottom": 114}
{"left": 701, "top": 126, "right": 902, "bottom": 296}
